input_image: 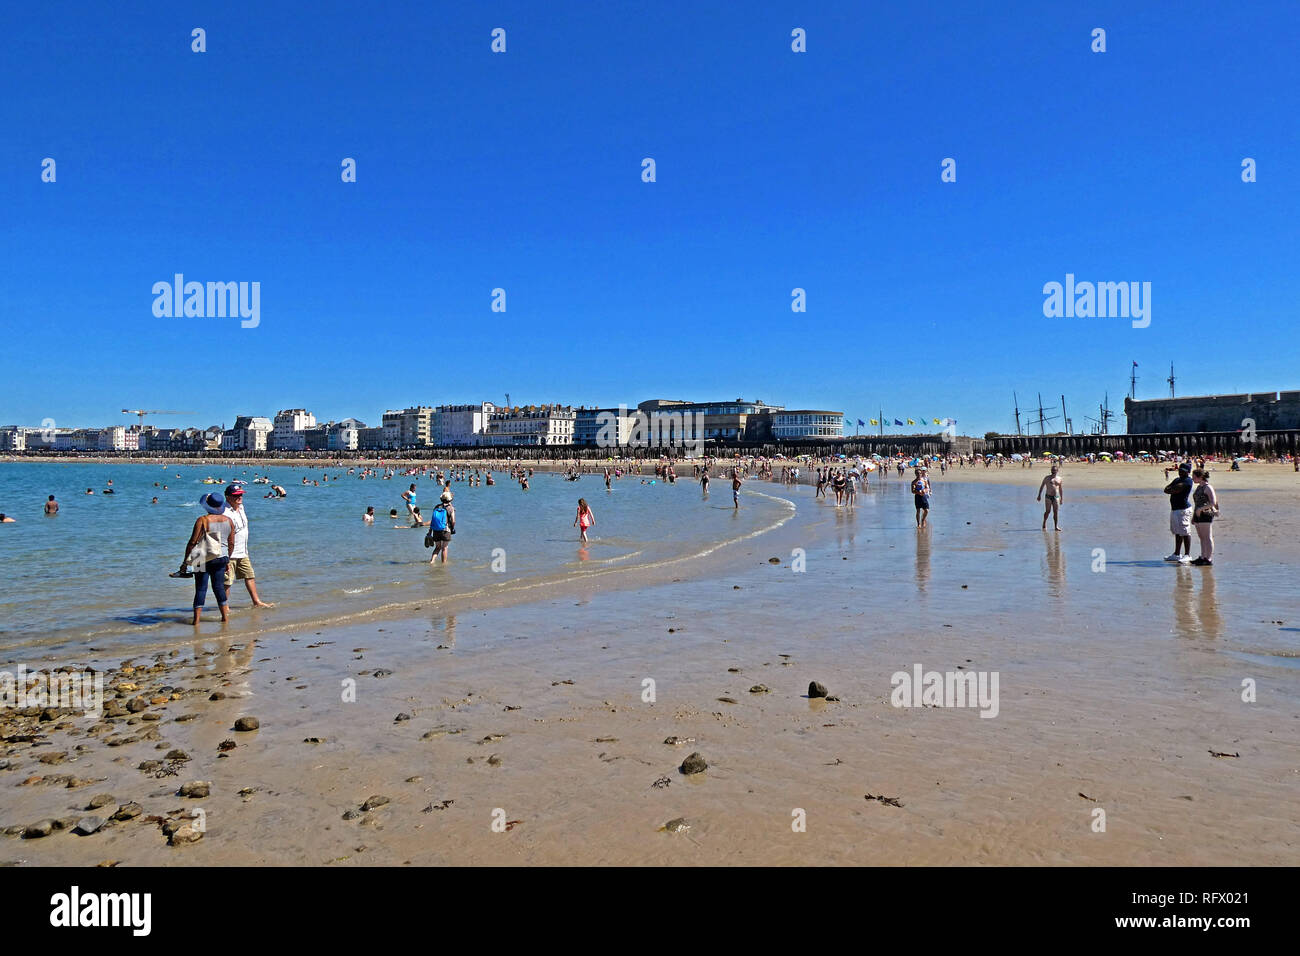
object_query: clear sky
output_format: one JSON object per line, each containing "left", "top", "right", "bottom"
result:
{"left": 2, "top": 1, "right": 1297, "bottom": 437}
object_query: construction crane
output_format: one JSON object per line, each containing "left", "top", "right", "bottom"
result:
{"left": 122, "top": 409, "right": 194, "bottom": 427}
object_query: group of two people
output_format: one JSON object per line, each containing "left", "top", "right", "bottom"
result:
{"left": 179, "top": 484, "right": 273, "bottom": 624}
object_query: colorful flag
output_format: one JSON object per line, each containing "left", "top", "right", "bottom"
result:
{"left": 869, "top": 419, "right": 878, "bottom": 426}
{"left": 857, "top": 419, "right": 865, "bottom": 427}
{"left": 894, "top": 419, "right": 905, "bottom": 426}
{"left": 906, "top": 418, "right": 915, "bottom": 425}
{"left": 932, "top": 418, "right": 941, "bottom": 425}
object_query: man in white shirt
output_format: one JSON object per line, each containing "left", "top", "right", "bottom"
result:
{"left": 223, "top": 485, "right": 274, "bottom": 607}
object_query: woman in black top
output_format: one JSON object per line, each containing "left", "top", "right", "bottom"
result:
{"left": 1191, "top": 469, "right": 1218, "bottom": 566}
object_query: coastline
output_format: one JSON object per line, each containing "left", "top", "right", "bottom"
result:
{"left": 3, "top": 469, "right": 1298, "bottom": 865}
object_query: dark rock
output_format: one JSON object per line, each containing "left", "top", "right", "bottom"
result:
{"left": 768, "top": 557, "right": 781, "bottom": 564}
{"left": 749, "top": 684, "right": 770, "bottom": 694}
{"left": 111, "top": 802, "right": 143, "bottom": 821}
{"left": 394, "top": 713, "right": 411, "bottom": 722}
{"left": 661, "top": 817, "right": 691, "bottom": 833}
{"left": 52, "top": 816, "right": 80, "bottom": 831}
{"left": 73, "top": 816, "right": 104, "bottom": 836}
{"left": 233, "top": 716, "right": 260, "bottom": 732}
{"left": 22, "top": 820, "right": 55, "bottom": 839}
{"left": 178, "top": 781, "right": 210, "bottom": 798}
{"left": 679, "top": 752, "right": 707, "bottom": 775}
{"left": 808, "top": 681, "right": 829, "bottom": 698}
{"left": 341, "top": 809, "right": 363, "bottom": 821}
{"left": 127, "top": 698, "right": 149, "bottom": 713}
{"left": 137, "top": 760, "right": 162, "bottom": 773}
{"left": 102, "top": 700, "right": 128, "bottom": 718}
{"left": 360, "top": 795, "right": 390, "bottom": 811}
{"left": 164, "top": 750, "right": 190, "bottom": 761}
{"left": 372, "top": 669, "right": 393, "bottom": 678}
{"left": 208, "top": 692, "right": 226, "bottom": 701}
{"left": 86, "top": 794, "right": 115, "bottom": 810}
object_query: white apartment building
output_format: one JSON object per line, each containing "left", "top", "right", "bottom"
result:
{"left": 433, "top": 403, "right": 495, "bottom": 446}
{"left": 271, "top": 409, "right": 316, "bottom": 451}
{"left": 485, "top": 405, "right": 577, "bottom": 446}
{"left": 223, "top": 416, "right": 274, "bottom": 452}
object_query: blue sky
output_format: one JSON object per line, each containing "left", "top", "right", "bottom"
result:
{"left": 2, "top": 0, "right": 1297, "bottom": 436}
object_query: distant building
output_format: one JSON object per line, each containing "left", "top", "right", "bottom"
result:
{"left": 636, "top": 398, "right": 784, "bottom": 442}
{"left": 302, "top": 424, "right": 331, "bottom": 451}
{"left": 272, "top": 409, "right": 317, "bottom": 451}
{"left": 771, "top": 410, "right": 845, "bottom": 440}
{"left": 222, "top": 416, "right": 274, "bottom": 452}
{"left": 1125, "top": 391, "right": 1300, "bottom": 434}
{"left": 0, "top": 426, "right": 27, "bottom": 451}
{"left": 433, "top": 403, "right": 494, "bottom": 446}
{"left": 356, "top": 426, "right": 386, "bottom": 451}
{"left": 383, "top": 407, "right": 434, "bottom": 449}
{"left": 328, "top": 418, "right": 364, "bottom": 451}
{"left": 486, "top": 405, "right": 576, "bottom": 446}
{"left": 574, "top": 406, "right": 634, "bottom": 447}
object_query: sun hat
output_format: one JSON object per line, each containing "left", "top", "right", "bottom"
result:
{"left": 201, "top": 492, "right": 226, "bottom": 514}
{"left": 224, "top": 484, "right": 245, "bottom": 497}
{"left": 440, "top": 491, "right": 453, "bottom": 502}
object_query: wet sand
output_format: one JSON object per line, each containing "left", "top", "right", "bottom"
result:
{"left": 3, "top": 469, "right": 1298, "bottom": 866}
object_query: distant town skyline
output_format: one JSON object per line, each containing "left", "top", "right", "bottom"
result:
{"left": 3, "top": 3, "right": 1297, "bottom": 435}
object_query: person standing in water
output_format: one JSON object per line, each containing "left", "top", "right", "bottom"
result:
{"left": 731, "top": 468, "right": 744, "bottom": 509}
{"left": 222, "top": 485, "right": 273, "bottom": 608}
{"left": 44, "top": 495, "right": 59, "bottom": 516}
{"left": 1036, "top": 464, "right": 1063, "bottom": 531}
{"left": 1191, "top": 469, "right": 1218, "bottom": 566}
{"left": 911, "top": 468, "right": 931, "bottom": 528}
{"left": 574, "top": 498, "right": 595, "bottom": 543}
{"left": 700, "top": 468, "right": 710, "bottom": 496}
{"left": 401, "top": 483, "right": 418, "bottom": 522}
{"left": 426, "top": 491, "right": 455, "bottom": 563}
{"left": 181, "top": 493, "right": 236, "bottom": 625}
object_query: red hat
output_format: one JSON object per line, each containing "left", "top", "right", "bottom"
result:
{"left": 224, "top": 484, "right": 245, "bottom": 497}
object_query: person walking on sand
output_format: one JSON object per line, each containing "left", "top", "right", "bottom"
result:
{"left": 1163, "top": 462, "right": 1195, "bottom": 563}
{"left": 1191, "top": 469, "right": 1219, "bottom": 566}
{"left": 1037, "top": 464, "right": 1063, "bottom": 531}
{"left": 912, "top": 468, "right": 931, "bottom": 528}
{"left": 180, "top": 493, "right": 236, "bottom": 625}
{"left": 222, "top": 485, "right": 274, "bottom": 608}
{"left": 731, "top": 469, "right": 744, "bottom": 509}
{"left": 574, "top": 498, "right": 595, "bottom": 543}
{"left": 425, "top": 490, "right": 456, "bottom": 563}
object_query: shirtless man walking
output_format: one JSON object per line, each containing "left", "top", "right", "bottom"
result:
{"left": 1036, "top": 464, "right": 1063, "bottom": 531}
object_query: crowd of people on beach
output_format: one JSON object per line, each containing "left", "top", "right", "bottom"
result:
{"left": 1, "top": 448, "right": 1245, "bottom": 625}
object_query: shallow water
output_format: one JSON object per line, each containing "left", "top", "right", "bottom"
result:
{"left": 0, "top": 463, "right": 788, "bottom": 658}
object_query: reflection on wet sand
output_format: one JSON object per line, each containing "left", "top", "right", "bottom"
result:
{"left": 1042, "top": 533, "right": 1066, "bottom": 599}
{"left": 1174, "top": 567, "right": 1221, "bottom": 639}
{"left": 915, "top": 527, "right": 931, "bottom": 592}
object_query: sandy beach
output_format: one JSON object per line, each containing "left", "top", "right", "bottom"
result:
{"left": 2, "top": 464, "right": 1297, "bottom": 866}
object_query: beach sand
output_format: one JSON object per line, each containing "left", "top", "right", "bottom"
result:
{"left": 2, "top": 465, "right": 1297, "bottom": 866}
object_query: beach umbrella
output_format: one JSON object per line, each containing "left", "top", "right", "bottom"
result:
{"left": 1010, "top": 453, "right": 1023, "bottom": 460}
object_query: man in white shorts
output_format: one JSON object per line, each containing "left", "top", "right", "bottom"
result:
{"left": 1162, "top": 462, "right": 1194, "bottom": 563}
